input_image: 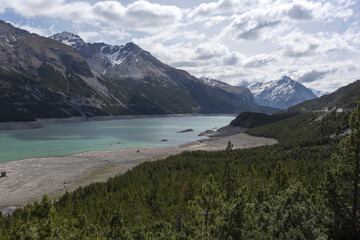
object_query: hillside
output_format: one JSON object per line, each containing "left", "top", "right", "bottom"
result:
{"left": 230, "top": 111, "right": 296, "bottom": 128}
{"left": 287, "top": 79, "right": 360, "bottom": 112}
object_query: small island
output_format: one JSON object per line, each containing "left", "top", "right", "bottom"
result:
{"left": 176, "top": 129, "right": 194, "bottom": 133}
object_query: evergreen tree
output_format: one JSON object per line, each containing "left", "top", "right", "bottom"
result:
{"left": 221, "top": 141, "right": 239, "bottom": 202}
{"left": 325, "top": 102, "right": 360, "bottom": 239}
{"left": 271, "top": 161, "right": 290, "bottom": 194}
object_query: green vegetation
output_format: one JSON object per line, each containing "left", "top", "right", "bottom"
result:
{"left": 288, "top": 79, "right": 360, "bottom": 112}
{"left": 230, "top": 111, "right": 296, "bottom": 128}
{"left": 0, "top": 105, "right": 359, "bottom": 238}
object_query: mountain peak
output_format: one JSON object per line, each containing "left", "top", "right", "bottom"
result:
{"left": 279, "top": 75, "right": 293, "bottom": 83}
{"left": 0, "top": 20, "right": 29, "bottom": 44}
{"left": 248, "top": 76, "right": 317, "bottom": 109}
{"left": 50, "top": 32, "right": 85, "bottom": 49}
{"left": 123, "top": 42, "right": 150, "bottom": 56}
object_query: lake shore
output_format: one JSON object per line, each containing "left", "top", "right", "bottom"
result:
{"left": 0, "top": 114, "right": 237, "bottom": 131}
{"left": 0, "top": 127, "right": 277, "bottom": 214}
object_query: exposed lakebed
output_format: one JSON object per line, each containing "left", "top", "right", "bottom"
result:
{"left": 0, "top": 116, "right": 234, "bottom": 163}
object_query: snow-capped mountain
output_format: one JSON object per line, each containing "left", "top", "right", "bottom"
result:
{"left": 50, "top": 32, "right": 85, "bottom": 50}
{"left": 309, "top": 88, "right": 331, "bottom": 97}
{"left": 51, "top": 32, "right": 171, "bottom": 82}
{"left": 247, "top": 76, "right": 317, "bottom": 109}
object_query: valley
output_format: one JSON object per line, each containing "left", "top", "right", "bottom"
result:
{"left": 0, "top": 3, "right": 359, "bottom": 237}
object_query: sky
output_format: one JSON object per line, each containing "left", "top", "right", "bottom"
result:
{"left": 0, "top": 0, "right": 359, "bottom": 92}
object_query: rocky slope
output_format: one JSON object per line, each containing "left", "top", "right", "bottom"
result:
{"left": 200, "top": 77, "right": 254, "bottom": 103}
{"left": 247, "top": 76, "right": 317, "bottom": 109}
{"left": 0, "top": 20, "right": 127, "bottom": 121}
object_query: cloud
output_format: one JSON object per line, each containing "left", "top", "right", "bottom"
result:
{"left": 171, "top": 61, "right": 202, "bottom": 68}
{"left": 344, "top": 22, "right": 360, "bottom": 49}
{"left": 204, "top": 16, "right": 229, "bottom": 28}
{"left": 0, "top": 0, "right": 183, "bottom": 32}
{"left": 245, "top": 54, "right": 277, "bottom": 68}
{"left": 280, "top": 30, "right": 321, "bottom": 57}
{"left": 78, "top": 28, "right": 131, "bottom": 44}
{"left": 286, "top": 3, "right": 313, "bottom": 20}
{"left": 222, "top": 52, "right": 244, "bottom": 66}
{"left": 193, "top": 42, "right": 228, "bottom": 60}
{"left": 297, "top": 70, "right": 334, "bottom": 83}
{"left": 0, "top": 0, "right": 65, "bottom": 17}
{"left": 10, "top": 22, "right": 56, "bottom": 36}
{"left": 91, "top": 0, "right": 182, "bottom": 31}
{"left": 223, "top": 10, "right": 282, "bottom": 41}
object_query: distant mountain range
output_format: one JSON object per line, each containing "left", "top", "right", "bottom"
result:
{"left": 0, "top": 20, "right": 275, "bottom": 122}
{"left": 309, "top": 88, "right": 330, "bottom": 97}
{"left": 245, "top": 76, "right": 318, "bottom": 109}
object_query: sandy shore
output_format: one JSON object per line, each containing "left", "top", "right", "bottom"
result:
{"left": 0, "top": 128, "right": 276, "bottom": 214}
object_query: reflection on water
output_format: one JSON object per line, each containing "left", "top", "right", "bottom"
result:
{"left": 0, "top": 116, "right": 234, "bottom": 163}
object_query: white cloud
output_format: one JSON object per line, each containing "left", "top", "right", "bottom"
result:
{"left": 204, "top": 16, "right": 229, "bottom": 28}
{"left": 188, "top": 0, "right": 267, "bottom": 19}
{"left": 279, "top": 30, "right": 321, "bottom": 57}
{"left": 245, "top": 54, "right": 277, "bottom": 68}
{"left": 222, "top": 52, "right": 245, "bottom": 66}
{"left": 194, "top": 42, "right": 228, "bottom": 60}
{"left": 10, "top": 22, "right": 56, "bottom": 37}
{"left": 0, "top": 0, "right": 65, "bottom": 17}
{"left": 286, "top": 2, "right": 314, "bottom": 20}
{"left": 91, "top": 0, "right": 182, "bottom": 31}
{"left": 0, "top": 0, "right": 183, "bottom": 32}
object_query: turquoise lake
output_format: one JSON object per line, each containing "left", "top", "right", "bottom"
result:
{"left": 0, "top": 116, "right": 234, "bottom": 163}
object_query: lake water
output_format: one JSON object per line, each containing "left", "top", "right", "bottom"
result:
{"left": 0, "top": 116, "right": 234, "bottom": 163}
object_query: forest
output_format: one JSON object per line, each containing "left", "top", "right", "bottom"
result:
{"left": 0, "top": 105, "right": 359, "bottom": 239}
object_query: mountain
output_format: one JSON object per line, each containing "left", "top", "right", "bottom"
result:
{"left": 287, "top": 79, "right": 360, "bottom": 112}
{"left": 50, "top": 31, "right": 276, "bottom": 114}
{"left": 0, "top": 21, "right": 275, "bottom": 122}
{"left": 247, "top": 76, "right": 317, "bottom": 109}
{"left": 0, "top": 20, "right": 124, "bottom": 121}
{"left": 309, "top": 88, "right": 331, "bottom": 97}
{"left": 200, "top": 77, "right": 254, "bottom": 103}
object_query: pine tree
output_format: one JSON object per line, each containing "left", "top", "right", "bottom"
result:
{"left": 325, "top": 102, "right": 360, "bottom": 239}
{"left": 271, "top": 161, "right": 290, "bottom": 194}
{"left": 222, "top": 141, "right": 238, "bottom": 202}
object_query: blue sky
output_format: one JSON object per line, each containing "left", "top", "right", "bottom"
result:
{"left": 1, "top": 0, "right": 359, "bottom": 92}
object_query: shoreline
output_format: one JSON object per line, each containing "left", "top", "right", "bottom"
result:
{"left": 0, "top": 128, "right": 277, "bottom": 214}
{"left": 0, "top": 114, "right": 237, "bottom": 131}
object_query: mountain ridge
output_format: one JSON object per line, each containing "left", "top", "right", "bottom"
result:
{"left": 287, "top": 79, "right": 360, "bottom": 112}
{"left": 0, "top": 21, "right": 275, "bottom": 122}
